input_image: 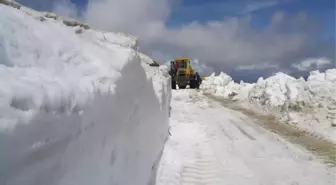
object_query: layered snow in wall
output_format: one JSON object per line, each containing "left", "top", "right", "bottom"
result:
{"left": 0, "top": 3, "right": 170, "bottom": 185}
{"left": 200, "top": 69, "right": 336, "bottom": 142}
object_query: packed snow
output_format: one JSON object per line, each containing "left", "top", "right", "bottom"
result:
{"left": 200, "top": 69, "right": 336, "bottom": 142}
{"left": 0, "top": 3, "right": 170, "bottom": 185}
{"left": 156, "top": 90, "right": 335, "bottom": 185}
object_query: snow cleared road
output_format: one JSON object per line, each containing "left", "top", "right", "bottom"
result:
{"left": 156, "top": 90, "right": 335, "bottom": 185}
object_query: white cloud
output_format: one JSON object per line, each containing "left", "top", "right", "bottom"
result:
{"left": 52, "top": 0, "right": 78, "bottom": 18}
{"left": 190, "top": 59, "right": 215, "bottom": 75}
{"left": 292, "top": 57, "right": 333, "bottom": 71}
{"left": 147, "top": 12, "right": 314, "bottom": 71}
{"left": 236, "top": 63, "right": 279, "bottom": 70}
{"left": 240, "top": 0, "right": 279, "bottom": 14}
{"left": 20, "top": 0, "right": 334, "bottom": 77}
{"left": 83, "top": 0, "right": 170, "bottom": 37}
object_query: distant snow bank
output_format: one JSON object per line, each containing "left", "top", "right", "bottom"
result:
{"left": 201, "top": 69, "right": 336, "bottom": 142}
{"left": 0, "top": 3, "right": 170, "bottom": 185}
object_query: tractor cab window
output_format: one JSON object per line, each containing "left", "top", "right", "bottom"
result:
{"left": 179, "top": 60, "right": 187, "bottom": 68}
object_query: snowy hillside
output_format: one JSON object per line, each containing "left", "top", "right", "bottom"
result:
{"left": 201, "top": 69, "right": 336, "bottom": 142}
{"left": 0, "top": 2, "right": 170, "bottom": 185}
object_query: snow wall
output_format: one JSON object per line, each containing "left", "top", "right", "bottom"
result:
{"left": 0, "top": 3, "right": 171, "bottom": 185}
{"left": 200, "top": 69, "right": 336, "bottom": 141}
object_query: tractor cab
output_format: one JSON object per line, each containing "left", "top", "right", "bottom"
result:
{"left": 173, "top": 57, "right": 192, "bottom": 76}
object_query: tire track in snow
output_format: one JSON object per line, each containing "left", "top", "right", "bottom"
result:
{"left": 156, "top": 91, "right": 226, "bottom": 185}
{"left": 179, "top": 144, "right": 224, "bottom": 185}
{"left": 232, "top": 123, "right": 256, "bottom": 141}
{"left": 219, "top": 127, "right": 234, "bottom": 140}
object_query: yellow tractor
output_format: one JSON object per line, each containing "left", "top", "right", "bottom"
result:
{"left": 169, "top": 57, "right": 201, "bottom": 89}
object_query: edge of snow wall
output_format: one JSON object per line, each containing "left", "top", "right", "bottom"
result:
{"left": 0, "top": 20, "right": 171, "bottom": 185}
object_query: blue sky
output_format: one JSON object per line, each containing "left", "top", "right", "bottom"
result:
{"left": 16, "top": 0, "right": 335, "bottom": 81}
{"left": 168, "top": 0, "right": 335, "bottom": 38}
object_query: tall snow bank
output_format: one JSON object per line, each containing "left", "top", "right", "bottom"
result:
{"left": 0, "top": 4, "right": 170, "bottom": 185}
{"left": 201, "top": 69, "right": 336, "bottom": 110}
{"left": 80, "top": 29, "right": 139, "bottom": 51}
{"left": 306, "top": 70, "right": 336, "bottom": 106}
{"left": 248, "top": 72, "right": 309, "bottom": 111}
{"left": 201, "top": 72, "right": 254, "bottom": 101}
{"left": 200, "top": 69, "right": 336, "bottom": 141}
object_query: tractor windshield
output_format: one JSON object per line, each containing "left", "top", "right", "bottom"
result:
{"left": 178, "top": 60, "right": 187, "bottom": 68}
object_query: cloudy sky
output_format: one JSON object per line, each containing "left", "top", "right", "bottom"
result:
{"left": 17, "top": 0, "right": 335, "bottom": 82}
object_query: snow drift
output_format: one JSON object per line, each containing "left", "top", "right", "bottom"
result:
{"left": 0, "top": 2, "right": 170, "bottom": 185}
{"left": 201, "top": 69, "right": 336, "bottom": 142}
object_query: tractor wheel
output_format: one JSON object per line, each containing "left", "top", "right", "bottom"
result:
{"left": 189, "top": 80, "right": 196, "bottom": 89}
{"left": 172, "top": 80, "right": 176, "bottom": 89}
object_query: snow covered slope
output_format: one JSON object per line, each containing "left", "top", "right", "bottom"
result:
{"left": 201, "top": 69, "right": 336, "bottom": 142}
{"left": 0, "top": 3, "right": 170, "bottom": 185}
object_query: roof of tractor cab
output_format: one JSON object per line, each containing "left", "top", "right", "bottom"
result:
{"left": 174, "top": 57, "right": 190, "bottom": 61}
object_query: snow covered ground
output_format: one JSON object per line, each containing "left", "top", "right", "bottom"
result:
{"left": 200, "top": 69, "right": 336, "bottom": 142}
{"left": 0, "top": 2, "right": 170, "bottom": 185}
{"left": 156, "top": 90, "right": 335, "bottom": 185}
